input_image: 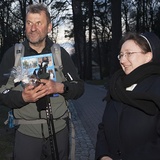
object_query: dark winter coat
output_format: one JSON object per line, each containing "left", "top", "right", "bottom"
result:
{"left": 0, "top": 37, "right": 84, "bottom": 137}
{"left": 96, "top": 64, "right": 160, "bottom": 160}
{"left": 0, "top": 37, "right": 84, "bottom": 107}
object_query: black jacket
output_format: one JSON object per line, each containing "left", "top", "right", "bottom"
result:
{"left": 0, "top": 37, "right": 84, "bottom": 108}
{"left": 96, "top": 74, "right": 160, "bottom": 160}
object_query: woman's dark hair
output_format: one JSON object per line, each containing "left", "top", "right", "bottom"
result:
{"left": 119, "top": 32, "right": 151, "bottom": 53}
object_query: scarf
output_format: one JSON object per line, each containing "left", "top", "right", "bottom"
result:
{"left": 109, "top": 62, "right": 160, "bottom": 115}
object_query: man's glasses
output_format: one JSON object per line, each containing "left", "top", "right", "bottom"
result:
{"left": 117, "top": 51, "right": 145, "bottom": 60}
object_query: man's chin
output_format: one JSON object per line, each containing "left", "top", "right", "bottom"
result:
{"left": 29, "top": 39, "right": 43, "bottom": 45}
{"left": 29, "top": 41, "right": 40, "bottom": 45}
{"left": 27, "top": 36, "right": 45, "bottom": 45}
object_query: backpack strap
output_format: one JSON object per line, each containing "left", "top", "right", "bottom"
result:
{"left": 14, "top": 43, "right": 61, "bottom": 70}
{"left": 51, "top": 44, "right": 66, "bottom": 81}
{"left": 51, "top": 44, "right": 63, "bottom": 70}
{"left": 14, "top": 43, "right": 24, "bottom": 67}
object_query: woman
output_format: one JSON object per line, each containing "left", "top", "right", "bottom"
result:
{"left": 95, "top": 32, "right": 160, "bottom": 160}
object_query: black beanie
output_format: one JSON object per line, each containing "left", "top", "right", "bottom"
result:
{"left": 140, "top": 32, "right": 160, "bottom": 63}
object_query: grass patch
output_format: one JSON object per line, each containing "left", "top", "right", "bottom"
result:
{"left": 0, "top": 105, "right": 14, "bottom": 159}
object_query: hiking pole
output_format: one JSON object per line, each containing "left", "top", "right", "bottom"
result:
{"left": 35, "top": 61, "right": 59, "bottom": 160}
{"left": 45, "top": 95, "right": 59, "bottom": 160}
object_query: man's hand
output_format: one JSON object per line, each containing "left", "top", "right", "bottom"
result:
{"left": 22, "top": 83, "right": 48, "bottom": 102}
{"left": 40, "top": 79, "right": 64, "bottom": 95}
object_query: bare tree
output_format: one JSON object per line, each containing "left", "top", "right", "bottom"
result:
{"left": 93, "top": 0, "right": 112, "bottom": 79}
{"left": 85, "top": 0, "right": 94, "bottom": 80}
{"left": 72, "top": 0, "right": 86, "bottom": 79}
{"left": 110, "top": 0, "right": 122, "bottom": 76}
{"left": 1, "top": 0, "right": 160, "bottom": 78}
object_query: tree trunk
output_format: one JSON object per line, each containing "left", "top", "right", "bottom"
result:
{"left": 110, "top": 0, "right": 122, "bottom": 76}
{"left": 72, "top": 0, "right": 86, "bottom": 79}
{"left": 93, "top": 17, "right": 103, "bottom": 79}
{"left": 85, "top": 0, "right": 93, "bottom": 80}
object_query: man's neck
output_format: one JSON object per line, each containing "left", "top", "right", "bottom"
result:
{"left": 29, "top": 40, "right": 46, "bottom": 53}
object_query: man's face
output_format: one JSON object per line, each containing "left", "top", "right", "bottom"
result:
{"left": 25, "top": 11, "right": 52, "bottom": 45}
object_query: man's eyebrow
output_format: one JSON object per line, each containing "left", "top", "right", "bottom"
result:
{"left": 26, "top": 20, "right": 41, "bottom": 23}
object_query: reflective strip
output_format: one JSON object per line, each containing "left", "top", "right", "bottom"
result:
{"left": 14, "top": 119, "right": 47, "bottom": 125}
{"left": 14, "top": 111, "right": 69, "bottom": 125}
{"left": 2, "top": 89, "right": 10, "bottom": 94}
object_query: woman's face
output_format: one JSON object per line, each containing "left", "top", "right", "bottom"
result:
{"left": 119, "top": 40, "right": 152, "bottom": 75}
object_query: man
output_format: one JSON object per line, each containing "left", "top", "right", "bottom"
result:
{"left": 0, "top": 3, "right": 84, "bottom": 160}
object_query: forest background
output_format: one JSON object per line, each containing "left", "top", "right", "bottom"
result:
{"left": 1, "top": 0, "right": 160, "bottom": 80}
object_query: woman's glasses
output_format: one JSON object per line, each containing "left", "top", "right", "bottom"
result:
{"left": 117, "top": 51, "right": 145, "bottom": 60}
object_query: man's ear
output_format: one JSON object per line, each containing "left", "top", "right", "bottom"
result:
{"left": 48, "top": 23, "right": 52, "bottom": 33}
{"left": 146, "top": 52, "right": 153, "bottom": 62}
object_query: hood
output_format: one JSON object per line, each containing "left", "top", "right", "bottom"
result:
{"left": 140, "top": 32, "right": 160, "bottom": 63}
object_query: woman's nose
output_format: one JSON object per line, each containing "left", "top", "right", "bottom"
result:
{"left": 120, "top": 54, "right": 128, "bottom": 63}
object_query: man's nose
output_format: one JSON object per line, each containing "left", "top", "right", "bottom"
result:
{"left": 31, "top": 24, "right": 37, "bottom": 31}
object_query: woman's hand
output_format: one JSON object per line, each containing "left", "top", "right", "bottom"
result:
{"left": 101, "top": 156, "right": 113, "bottom": 160}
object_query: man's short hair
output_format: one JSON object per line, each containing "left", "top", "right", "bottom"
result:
{"left": 26, "top": 4, "right": 51, "bottom": 24}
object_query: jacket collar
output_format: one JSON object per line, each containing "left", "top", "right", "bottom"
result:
{"left": 23, "top": 36, "right": 53, "bottom": 55}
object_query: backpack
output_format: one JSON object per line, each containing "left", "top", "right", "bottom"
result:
{"left": 4, "top": 42, "right": 67, "bottom": 128}
{"left": 4, "top": 43, "right": 75, "bottom": 155}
